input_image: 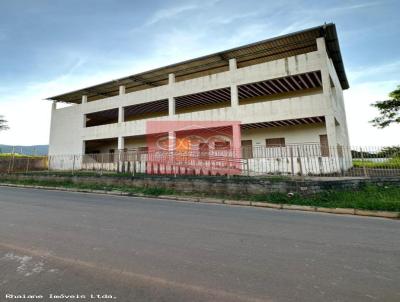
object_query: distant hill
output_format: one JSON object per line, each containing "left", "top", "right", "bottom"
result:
{"left": 0, "top": 144, "right": 48, "bottom": 155}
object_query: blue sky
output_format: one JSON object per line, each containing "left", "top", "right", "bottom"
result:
{"left": 0, "top": 0, "right": 399, "bottom": 146}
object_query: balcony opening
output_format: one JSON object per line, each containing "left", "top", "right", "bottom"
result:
{"left": 238, "top": 71, "right": 322, "bottom": 105}
{"left": 124, "top": 99, "right": 169, "bottom": 122}
{"left": 175, "top": 87, "right": 231, "bottom": 114}
{"left": 84, "top": 138, "right": 118, "bottom": 155}
{"left": 85, "top": 108, "right": 118, "bottom": 127}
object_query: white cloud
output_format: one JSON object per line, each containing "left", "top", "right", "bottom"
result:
{"left": 145, "top": 4, "right": 199, "bottom": 26}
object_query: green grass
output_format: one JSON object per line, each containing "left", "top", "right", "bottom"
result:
{"left": 353, "top": 158, "right": 400, "bottom": 169}
{"left": 0, "top": 153, "right": 44, "bottom": 158}
{"left": 249, "top": 184, "right": 400, "bottom": 211}
{"left": 0, "top": 177, "right": 175, "bottom": 196}
{"left": 0, "top": 177, "right": 399, "bottom": 212}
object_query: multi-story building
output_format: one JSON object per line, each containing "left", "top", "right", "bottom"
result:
{"left": 47, "top": 24, "right": 351, "bottom": 175}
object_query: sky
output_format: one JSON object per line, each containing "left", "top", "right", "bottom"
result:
{"left": 0, "top": 0, "right": 399, "bottom": 147}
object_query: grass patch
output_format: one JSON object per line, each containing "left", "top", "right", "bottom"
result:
{"left": 0, "top": 153, "right": 44, "bottom": 158}
{"left": 0, "top": 177, "right": 175, "bottom": 196}
{"left": 249, "top": 184, "right": 400, "bottom": 211}
{"left": 353, "top": 158, "right": 400, "bottom": 169}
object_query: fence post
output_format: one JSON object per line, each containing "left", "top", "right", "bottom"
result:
{"left": 72, "top": 155, "right": 76, "bottom": 175}
{"left": 246, "top": 158, "right": 250, "bottom": 177}
{"left": 10, "top": 149, "right": 15, "bottom": 173}
{"left": 25, "top": 156, "right": 30, "bottom": 173}
{"left": 297, "top": 146, "right": 303, "bottom": 178}
{"left": 100, "top": 153, "right": 104, "bottom": 176}
{"left": 7, "top": 154, "right": 12, "bottom": 174}
{"left": 290, "top": 146, "right": 295, "bottom": 177}
{"left": 360, "top": 147, "right": 368, "bottom": 177}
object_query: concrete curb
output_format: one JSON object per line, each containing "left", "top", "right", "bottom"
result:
{"left": 0, "top": 183, "right": 399, "bottom": 220}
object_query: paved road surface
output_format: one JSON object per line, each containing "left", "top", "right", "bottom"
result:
{"left": 0, "top": 186, "right": 399, "bottom": 302}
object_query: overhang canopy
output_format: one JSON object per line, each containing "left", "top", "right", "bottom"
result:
{"left": 46, "top": 23, "right": 348, "bottom": 104}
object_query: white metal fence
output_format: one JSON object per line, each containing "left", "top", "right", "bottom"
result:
{"left": 1, "top": 144, "right": 400, "bottom": 178}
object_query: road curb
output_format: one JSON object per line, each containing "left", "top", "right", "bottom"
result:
{"left": 0, "top": 183, "right": 399, "bottom": 219}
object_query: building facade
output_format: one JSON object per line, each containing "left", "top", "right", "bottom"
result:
{"left": 47, "top": 24, "right": 351, "bottom": 175}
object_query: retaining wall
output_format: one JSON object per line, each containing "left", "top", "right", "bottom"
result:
{"left": 1, "top": 173, "right": 399, "bottom": 196}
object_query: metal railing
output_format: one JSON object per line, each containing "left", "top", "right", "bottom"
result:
{"left": 1, "top": 144, "right": 400, "bottom": 178}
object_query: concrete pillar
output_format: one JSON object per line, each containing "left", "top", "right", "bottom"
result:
{"left": 231, "top": 84, "right": 239, "bottom": 107}
{"left": 119, "top": 85, "right": 126, "bottom": 95}
{"left": 118, "top": 136, "right": 125, "bottom": 150}
{"left": 82, "top": 95, "right": 87, "bottom": 104}
{"left": 168, "top": 73, "right": 175, "bottom": 84}
{"left": 317, "top": 37, "right": 331, "bottom": 96}
{"left": 168, "top": 97, "right": 175, "bottom": 116}
{"left": 168, "top": 73, "right": 176, "bottom": 116}
{"left": 316, "top": 37, "right": 327, "bottom": 53}
{"left": 229, "top": 58, "right": 239, "bottom": 107}
{"left": 232, "top": 123, "right": 241, "bottom": 154}
{"left": 168, "top": 131, "right": 176, "bottom": 153}
{"left": 52, "top": 100, "right": 57, "bottom": 111}
{"left": 229, "top": 58, "right": 237, "bottom": 71}
{"left": 118, "top": 107, "right": 124, "bottom": 123}
{"left": 325, "top": 115, "right": 337, "bottom": 148}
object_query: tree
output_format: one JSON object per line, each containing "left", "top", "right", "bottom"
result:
{"left": 0, "top": 115, "right": 9, "bottom": 131}
{"left": 370, "top": 85, "right": 400, "bottom": 128}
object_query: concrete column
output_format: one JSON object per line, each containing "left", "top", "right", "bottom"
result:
{"left": 52, "top": 100, "right": 57, "bottom": 111}
{"left": 168, "top": 73, "right": 176, "bottom": 116}
{"left": 118, "top": 136, "right": 125, "bottom": 150}
{"left": 232, "top": 123, "right": 241, "bottom": 154}
{"left": 168, "top": 73, "right": 175, "bottom": 84}
{"left": 168, "top": 97, "right": 175, "bottom": 116}
{"left": 168, "top": 131, "right": 176, "bottom": 153}
{"left": 82, "top": 95, "right": 87, "bottom": 104}
{"left": 118, "top": 107, "right": 124, "bottom": 123}
{"left": 119, "top": 85, "right": 126, "bottom": 95}
{"left": 230, "top": 84, "right": 239, "bottom": 107}
{"left": 229, "top": 58, "right": 239, "bottom": 107}
{"left": 81, "top": 141, "right": 86, "bottom": 155}
{"left": 229, "top": 58, "right": 237, "bottom": 71}
{"left": 325, "top": 115, "right": 337, "bottom": 148}
{"left": 317, "top": 37, "right": 331, "bottom": 96}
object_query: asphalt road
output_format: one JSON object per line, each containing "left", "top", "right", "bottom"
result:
{"left": 0, "top": 186, "right": 399, "bottom": 302}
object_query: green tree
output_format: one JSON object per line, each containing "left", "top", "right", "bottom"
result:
{"left": 370, "top": 85, "right": 400, "bottom": 128}
{"left": 0, "top": 115, "right": 9, "bottom": 131}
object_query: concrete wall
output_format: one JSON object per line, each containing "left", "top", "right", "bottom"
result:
{"left": 241, "top": 123, "right": 326, "bottom": 146}
{"left": 2, "top": 173, "right": 399, "bottom": 196}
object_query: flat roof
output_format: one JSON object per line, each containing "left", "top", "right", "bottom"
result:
{"left": 47, "top": 23, "right": 349, "bottom": 104}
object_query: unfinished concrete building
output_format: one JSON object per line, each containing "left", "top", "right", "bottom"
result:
{"left": 47, "top": 24, "right": 351, "bottom": 175}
